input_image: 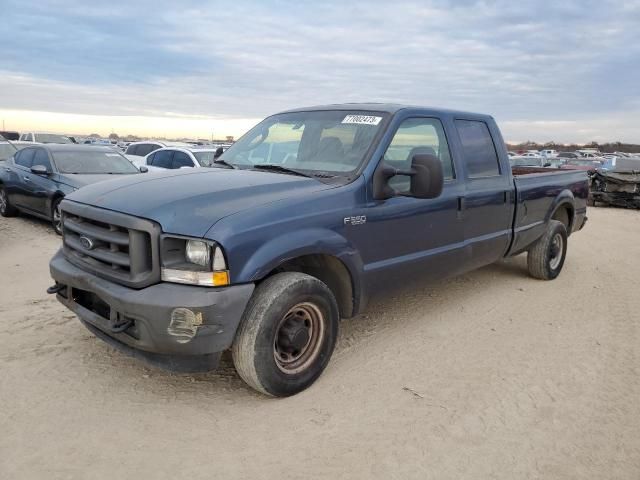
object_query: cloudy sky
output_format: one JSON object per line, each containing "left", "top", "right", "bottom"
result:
{"left": 1, "top": 0, "right": 639, "bottom": 143}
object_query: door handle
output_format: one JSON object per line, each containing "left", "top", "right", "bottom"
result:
{"left": 23, "top": 176, "right": 31, "bottom": 182}
{"left": 4, "top": 167, "right": 10, "bottom": 172}
{"left": 457, "top": 197, "right": 465, "bottom": 220}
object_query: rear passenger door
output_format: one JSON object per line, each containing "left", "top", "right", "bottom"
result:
{"left": 454, "top": 119, "right": 514, "bottom": 269}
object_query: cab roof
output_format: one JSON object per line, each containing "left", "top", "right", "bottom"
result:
{"left": 281, "top": 102, "right": 493, "bottom": 119}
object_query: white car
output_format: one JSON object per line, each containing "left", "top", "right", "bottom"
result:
{"left": 540, "top": 149, "right": 558, "bottom": 158}
{"left": 143, "top": 147, "right": 221, "bottom": 171}
{"left": 124, "top": 141, "right": 190, "bottom": 167}
{"left": 19, "top": 132, "right": 73, "bottom": 144}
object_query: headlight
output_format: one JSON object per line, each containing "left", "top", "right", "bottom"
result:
{"left": 186, "top": 240, "right": 210, "bottom": 267}
{"left": 161, "top": 237, "right": 229, "bottom": 287}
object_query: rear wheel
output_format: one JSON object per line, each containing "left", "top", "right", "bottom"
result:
{"left": 0, "top": 186, "right": 18, "bottom": 217}
{"left": 51, "top": 197, "right": 63, "bottom": 235}
{"left": 232, "top": 272, "right": 339, "bottom": 397}
{"left": 527, "top": 220, "right": 568, "bottom": 280}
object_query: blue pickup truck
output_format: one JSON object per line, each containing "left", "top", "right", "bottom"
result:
{"left": 48, "top": 104, "right": 588, "bottom": 396}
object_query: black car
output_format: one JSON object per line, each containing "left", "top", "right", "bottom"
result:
{"left": 0, "top": 144, "right": 141, "bottom": 234}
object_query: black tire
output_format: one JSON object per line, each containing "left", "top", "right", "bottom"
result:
{"left": 232, "top": 272, "right": 339, "bottom": 397}
{"left": 51, "top": 197, "right": 63, "bottom": 235}
{"left": 0, "top": 185, "right": 18, "bottom": 217}
{"left": 527, "top": 220, "right": 568, "bottom": 280}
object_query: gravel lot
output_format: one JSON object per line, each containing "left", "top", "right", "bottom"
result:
{"left": 1, "top": 208, "right": 639, "bottom": 479}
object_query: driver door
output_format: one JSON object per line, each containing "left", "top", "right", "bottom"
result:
{"left": 356, "top": 116, "right": 467, "bottom": 291}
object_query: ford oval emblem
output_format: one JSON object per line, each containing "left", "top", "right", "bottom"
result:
{"left": 79, "top": 235, "right": 95, "bottom": 250}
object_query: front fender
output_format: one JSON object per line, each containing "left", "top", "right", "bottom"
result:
{"left": 234, "top": 227, "right": 364, "bottom": 303}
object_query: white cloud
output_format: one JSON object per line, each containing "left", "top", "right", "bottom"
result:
{"left": 0, "top": 0, "right": 639, "bottom": 141}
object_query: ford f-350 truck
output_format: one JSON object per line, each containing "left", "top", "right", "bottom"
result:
{"left": 48, "top": 104, "right": 588, "bottom": 396}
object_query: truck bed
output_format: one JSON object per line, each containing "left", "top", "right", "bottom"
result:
{"left": 509, "top": 167, "right": 589, "bottom": 255}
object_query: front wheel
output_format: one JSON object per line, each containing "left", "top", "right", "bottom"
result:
{"left": 52, "top": 197, "right": 63, "bottom": 235}
{"left": 0, "top": 186, "right": 18, "bottom": 217}
{"left": 232, "top": 272, "right": 339, "bottom": 397}
{"left": 527, "top": 220, "right": 568, "bottom": 280}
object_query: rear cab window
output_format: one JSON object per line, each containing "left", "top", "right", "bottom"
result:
{"left": 454, "top": 119, "right": 500, "bottom": 178}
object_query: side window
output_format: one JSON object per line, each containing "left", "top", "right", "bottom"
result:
{"left": 383, "top": 117, "right": 454, "bottom": 192}
{"left": 33, "top": 149, "right": 53, "bottom": 171}
{"left": 151, "top": 150, "right": 173, "bottom": 168}
{"left": 172, "top": 152, "right": 194, "bottom": 169}
{"left": 146, "top": 152, "right": 156, "bottom": 165}
{"left": 139, "top": 144, "right": 161, "bottom": 157}
{"left": 125, "top": 144, "right": 138, "bottom": 155}
{"left": 455, "top": 120, "right": 500, "bottom": 178}
{"left": 15, "top": 148, "right": 35, "bottom": 168}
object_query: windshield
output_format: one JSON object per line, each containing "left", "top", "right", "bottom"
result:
{"left": 219, "top": 110, "right": 387, "bottom": 176}
{"left": 193, "top": 151, "right": 216, "bottom": 167}
{"left": 35, "top": 134, "right": 73, "bottom": 144}
{"left": 52, "top": 150, "right": 140, "bottom": 174}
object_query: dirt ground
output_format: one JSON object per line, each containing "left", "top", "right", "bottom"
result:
{"left": 0, "top": 208, "right": 639, "bottom": 480}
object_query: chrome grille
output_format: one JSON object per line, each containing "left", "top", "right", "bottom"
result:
{"left": 61, "top": 201, "right": 160, "bottom": 288}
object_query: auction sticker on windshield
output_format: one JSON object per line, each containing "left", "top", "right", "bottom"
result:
{"left": 342, "top": 115, "right": 382, "bottom": 125}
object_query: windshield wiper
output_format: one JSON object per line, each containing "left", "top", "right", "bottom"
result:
{"left": 212, "top": 158, "right": 236, "bottom": 169}
{"left": 251, "top": 164, "right": 313, "bottom": 178}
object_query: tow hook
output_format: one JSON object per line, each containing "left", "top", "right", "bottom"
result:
{"left": 110, "top": 319, "right": 134, "bottom": 333}
{"left": 47, "top": 283, "right": 65, "bottom": 295}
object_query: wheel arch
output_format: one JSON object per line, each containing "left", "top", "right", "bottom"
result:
{"left": 547, "top": 190, "right": 576, "bottom": 234}
{"left": 232, "top": 229, "right": 364, "bottom": 318}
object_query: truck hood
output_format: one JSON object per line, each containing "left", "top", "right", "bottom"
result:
{"left": 66, "top": 168, "right": 333, "bottom": 237}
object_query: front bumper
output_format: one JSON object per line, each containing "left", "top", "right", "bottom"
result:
{"left": 49, "top": 249, "right": 254, "bottom": 372}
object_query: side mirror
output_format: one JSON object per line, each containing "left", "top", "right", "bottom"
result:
{"left": 544, "top": 162, "right": 551, "bottom": 167}
{"left": 372, "top": 154, "right": 444, "bottom": 200}
{"left": 31, "top": 164, "right": 50, "bottom": 175}
{"left": 139, "top": 166, "right": 149, "bottom": 173}
{"left": 409, "top": 154, "right": 444, "bottom": 199}
{"left": 214, "top": 147, "right": 224, "bottom": 159}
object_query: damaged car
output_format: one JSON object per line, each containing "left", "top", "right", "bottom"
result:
{"left": 589, "top": 157, "right": 640, "bottom": 209}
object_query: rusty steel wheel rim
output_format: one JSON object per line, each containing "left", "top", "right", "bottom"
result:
{"left": 274, "top": 302, "right": 325, "bottom": 374}
{"left": 549, "top": 233, "right": 563, "bottom": 270}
